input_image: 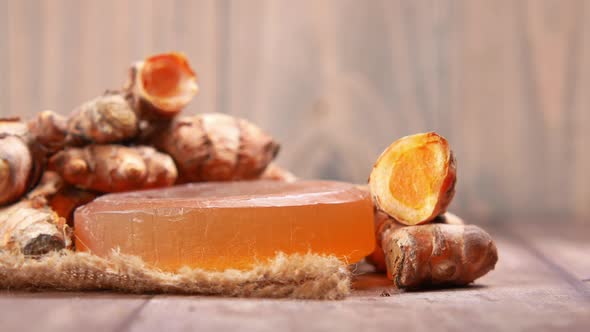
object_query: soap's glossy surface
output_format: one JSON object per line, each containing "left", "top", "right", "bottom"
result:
{"left": 74, "top": 180, "right": 375, "bottom": 271}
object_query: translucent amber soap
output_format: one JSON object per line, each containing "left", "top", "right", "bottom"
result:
{"left": 74, "top": 180, "right": 375, "bottom": 271}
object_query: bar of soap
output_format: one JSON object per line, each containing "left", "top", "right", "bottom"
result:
{"left": 74, "top": 180, "right": 375, "bottom": 271}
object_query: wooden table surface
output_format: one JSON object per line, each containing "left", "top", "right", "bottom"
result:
{"left": 1, "top": 222, "right": 588, "bottom": 332}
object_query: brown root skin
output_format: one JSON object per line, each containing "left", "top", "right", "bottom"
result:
{"left": 29, "top": 95, "right": 138, "bottom": 151}
{"left": 0, "top": 119, "right": 44, "bottom": 206}
{"left": 0, "top": 172, "right": 71, "bottom": 255}
{"left": 151, "top": 113, "right": 280, "bottom": 183}
{"left": 134, "top": 146, "right": 179, "bottom": 189}
{"left": 49, "top": 145, "right": 177, "bottom": 193}
{"left": 260, "top": 163, "right": 297, "bottom": 182}
{"left": 28, "top": 110, "right": 68, "bottom": 154}
{"left": 125, "top": 52, "right": 198, "bottom": 119}
{"left": 369, "top": 132, "right": 457, "bottom": 226}
{"left": 366, "top": 210, "right": 464, "bottom": 272}
{"left": 365, "top": 209, "right": 399, "bottom": 272}
{"left": 382, "top": 224, "right": 497, "bottom": 289}
{"left": 66, "top": 93, "right": 138, "bottom": 146}
{"left": 26, "top": 171, "right": 64, "bottom": 206}
{"left": 0, "top": 202, "right": 69, "bottom": 256}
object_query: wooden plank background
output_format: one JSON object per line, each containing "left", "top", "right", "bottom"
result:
{"left": 0, "top": 0, "right": 588, "bottom": 222}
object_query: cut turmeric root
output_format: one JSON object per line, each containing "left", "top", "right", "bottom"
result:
{"left": 367, "top": 132, "right": 497, "bottom": 288}
{"left": 0, "top": 171, "right": 70, "bottom": 255}
{"left": 0, "top": 202, "right": 69, "bottom": 255}
{"left": 125, "top": 52, "right": 198, "bottom": 119}
{"left": 369, "top": 132, "right": 456, "bottom": 225}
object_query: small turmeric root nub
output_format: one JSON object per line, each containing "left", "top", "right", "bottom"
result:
{"left": 259, "top": 163, "right": 297, "bottom": 182}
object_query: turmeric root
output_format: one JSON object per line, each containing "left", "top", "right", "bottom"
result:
{"left": 260, "top": 163, "right": 297, "bottom": 182}
{"left": 26, "top": 171, "right": 64, "bottom": 205}
{"left": 125, "top": 52, "right": 198, "bottom": 119}
{"left": 0, "top": 202, "right": 69, "bottom": 255}
{"left": 65, "top": 93, "right": 138, "bottom": 145}
{"left": 49, "top": 186, "right": 98, "bottom": 226}
{"left": 29, "top": 94, "right": 138, "bottom": 149}
{"left": 366, "top": 210, "right": 464, "bottom": 272}
{"left": 369, "top": 132, "right": 456, "bottom": 225}
{"left": 0, "top": 119, "right": 44, "bottom": 206}
{"left": 28, "top": 110, "right": 68, "bottom": 153}
{"left": 382, "top": 224, "right": 498, "bottom": 289}
{"left": 48, "top": 145, "right": 177, "bottom": 193}
{"left": 0, "top": 172, "right": 70, "bottom": 255}
{"left": 151, "top": 113, "right": 280, "bottom": 182}
{"left": 365, "top": 209, "right": 392, "bottom": 272}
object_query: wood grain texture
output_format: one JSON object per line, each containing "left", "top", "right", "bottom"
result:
{"left": 0, "top": 292, "right": 151, "bottom": 332}
{"left": 511, "top": 221, "right": 590, "bottom": 285}
{"left": 0, "top": 0, "right": 588, "bottom": 221}
{"left": 1, "top": 223, "right": 588, "bottom": 332}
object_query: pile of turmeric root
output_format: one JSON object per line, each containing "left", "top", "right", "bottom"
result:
{"left": 0, "top": 52, "right": 288, "bottom": 257}
{"left": 0, "top": 52, "right": 496, "bottom": 291}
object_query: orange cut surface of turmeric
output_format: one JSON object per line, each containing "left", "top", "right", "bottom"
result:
{"left": 389, "top": 144, "right": 439, "bottom": 210}
{"left": 74, "top": 180, "right": 375, "bottom": 272}
{"left": 142, "top": 56, "right": 183, "bottom": 98}
{"left": 369, "top": 132, "right": 456, "bottom": 225}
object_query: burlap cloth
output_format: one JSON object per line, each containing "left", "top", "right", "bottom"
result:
{"left": 0, "top": 250, "right": 351, "bottom": 300}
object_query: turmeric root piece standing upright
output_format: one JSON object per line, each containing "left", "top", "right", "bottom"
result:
{"left": 125, "top": 52, "right": 199, "bottom": 119}
{"left": 369, "top": 132, "right": 456, "bottom": 225}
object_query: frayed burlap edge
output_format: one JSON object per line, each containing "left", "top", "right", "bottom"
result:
{"left": 0, "top": 250, "right": 351, "bottom": 300}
